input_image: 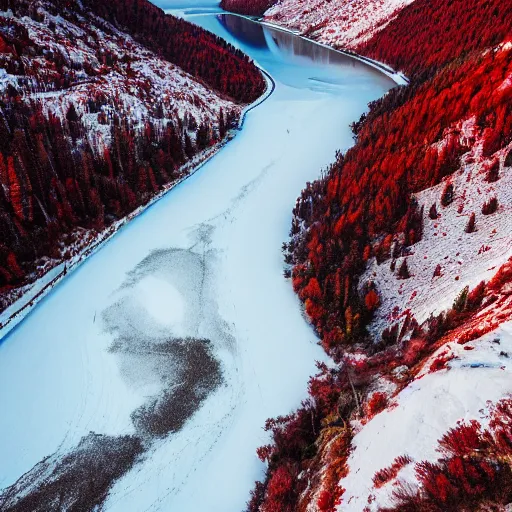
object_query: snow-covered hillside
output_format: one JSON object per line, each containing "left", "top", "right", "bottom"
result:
{"left": 362, "top": 119, "right": 512, "bottom": 339}
{"left": 265, "top": 0, "right": 415, "bottom": 50}
{"left": 0, "top": 2, "right": 236, "bottom": 151}
{"left": 341, "top": 83, "right": 512, "bottom": 512}
{"left": 0, "top": 0, "right": 267, "bottom": 320}
{"left": 341, "top": 322, "right": 512, "bottom": 511}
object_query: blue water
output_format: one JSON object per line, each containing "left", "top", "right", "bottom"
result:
{"left": 188, "top": 13, "right": 393, "bottom": 92}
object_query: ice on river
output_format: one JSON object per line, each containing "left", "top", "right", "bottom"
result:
{"left": 0, "top": 12, "right": 395, "bottom": 512}
{"left": 135, "top": 277, "right": 185, "bottom": 331}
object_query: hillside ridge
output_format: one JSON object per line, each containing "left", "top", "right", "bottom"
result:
{"left": 0, "top": 0, "right": 265, "bottom": 316}
{"left": 246, "top": 0, "right": 512, "bottom": 510}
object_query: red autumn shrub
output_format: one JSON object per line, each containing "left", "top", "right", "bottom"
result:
{"left": 317, "top": 488, "right": 342, "bottom": 512}
{"left": 317, "top": 433, "right": 351, "bottom": 511}
{"left": 247, "top": 481, "right": 266, "bottom": 512}
{"left": 429, "top": 351, "right": 454, "bottom": 373}
{"left": 398, "top": 259, "right": 411, "bottom": 279}
{"left": 402, "top": 338, "right": 427, "bottom": 367}
{"left": 262, "top": 406, "right": 318, "bottom": 464}
{"left": 438, "top": 420, "right": 489, "bottom": 456}
{"left": 482, "top": 197, "right": 498, "bottom": 215}
{"left": 257, "top": 444, "right": 273, "bottom": 463}
{"left": 308, "top": 369, "right": 341, "bottom": 417}
{"left": 262, "top": 465, "right": 296, "bottom": 512}
{"left": 441, "top": 182, "right": 455, "bottom": 207}
{"left": 486, "top": 160, "right": 500, "bottom": 182}
{"left": 384, "top": 399, "right": 512, "bottom": 511}
{"left": 305, "top": 298, "right": 326, "bottom": 324}
{"left": 366, "top": 392, "right": 388, "bottom": 418}
{"left": 465, "top": 212, "right": 476, "bottom": 233}
{"left": 301, "top": 277, "right": 322, "bottom": 301}
{"left": 373, "top": 455, "right": 413, "bottom": 489}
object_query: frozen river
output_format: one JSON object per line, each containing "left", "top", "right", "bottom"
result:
{"left": 0, "top": 10, "right": 395, "bottom": 512}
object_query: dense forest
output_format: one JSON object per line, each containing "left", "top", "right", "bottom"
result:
{"left": 357, "top": 0, "right": 512, "bottom": 79}
{"left": 250, "top": 0, "right": 512, "bottom": 510}
{"left": 84, "top": 0, "right": 265, "bottom": 103}
{"left": 289, "top": 34, "right": 511, "bottom": 353}
{"left": 0, "top": 0, "right": 265, "bottom": 305}
{"left": 220, "top": 0, "right": 275, "bottom": 17}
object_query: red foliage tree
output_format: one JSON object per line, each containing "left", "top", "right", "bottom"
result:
{"left": 482, "top": 197, "right": 498, "bottom": 215}
{"left": 364, "top": 288, "right": 380, "bottom": 311}
{"left": 465, "top": 212, "right": 476, "bottom": 233}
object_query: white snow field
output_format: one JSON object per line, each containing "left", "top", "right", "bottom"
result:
{"left": 0, "top": 13, "right": 395, "bottom": 511}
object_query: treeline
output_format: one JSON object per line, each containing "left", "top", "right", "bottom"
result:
{"left": 220, "top": 0, "right": 276, "bottom": 17}
{"left": 83, "top": 0, "right": 265, "bottom": 103}
{"left": 0, "top": 95, "right": 235, "bottom": 289}
{"left": 357, "top": 0, "right": 512, "bottom": 80}
{"left": 251, "top": 0, "right": 512, "bottom": 509}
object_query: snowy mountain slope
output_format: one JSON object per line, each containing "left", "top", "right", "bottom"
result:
{"left": 342, "top": 43, "right": 512, "bottom": 511}
{"left": 265, "top": 0, "right": 415, "bottom": 50}
{"left": 0, "top": 0, "right": 265, "bottom": 319}
{"left": 339, "top": 133, "right": 512, "bottom": 511}
{"left": 2, "top": 4, "right": 236, "bottom": 150}
{"left": 362, "top": 121, "right": 512, "bottom": 339}
{"left": 341, "top": 323, "right": 512, "bottom": 511}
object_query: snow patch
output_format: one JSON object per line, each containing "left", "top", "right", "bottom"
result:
{"left": 134, "top": 276, "right": 186, "bottom": 333}
{"left": 265, "top": 0, "right": 415, "bottom": 51}
{"left": 340, "top": 323, "right": 512, "bottom": 511}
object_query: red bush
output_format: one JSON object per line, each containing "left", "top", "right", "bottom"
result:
{"left": 482, "top": 197, "right": 498, "bottom": 215}
{"left": 365, "top": 289, "right": 380, "bottom": 311}
{"left": 384, "top": 399, "right": 512, "bottom": 511}
{"left": 373, "top": 455, "right": 413, "bottom": 489}
{"left": 441, "top": 182, "right": 455, "bottom": 207}
{"left": 317, "top": 488, "right": 342, "bottom": 512}
{"left": 366, "top": 392, "right": 388, "bottom": 418}
{"left": 262, "top": 465, "right": 295, "bottom": 512}
{"left": 403, "top": 338, "right": 427, "bottom": 367}
{"left": 429, "top": 351, "right": 454, "bottom": 373}
{"left": 308, "top": 367, "right": 342, "bottom": 417}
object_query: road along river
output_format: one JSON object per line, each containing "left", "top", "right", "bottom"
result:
{"left": 0, "top": 11, "right": 396, "bottom": 512}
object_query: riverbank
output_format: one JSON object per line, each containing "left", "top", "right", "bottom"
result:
{"left": 258, "top": 20, "right": 409, "bottom": 84}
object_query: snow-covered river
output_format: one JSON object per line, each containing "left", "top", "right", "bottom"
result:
{"left": 0, "top": 11, "right": 394, "bottom": 511}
